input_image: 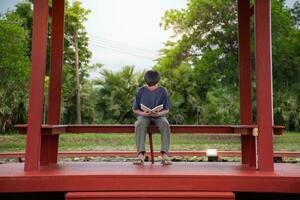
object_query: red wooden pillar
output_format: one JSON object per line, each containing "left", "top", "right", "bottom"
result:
{"left": 24, "top": 0, "right": 49, "bottom": 171}
{"left": 237, "top": 0, "right": 256, "bottom": 167}
{"left": 255, "top": 0, "right": 274, "bottom": 171}
{"left": 40, "top": 0, "right": 65, "bottom": 166}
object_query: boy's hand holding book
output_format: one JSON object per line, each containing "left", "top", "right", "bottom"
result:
{"left": 149, "top": 112, "right": 162, "bottom": 117}
{"left": 141, "top": 104, "right": 164, "bottom": 117}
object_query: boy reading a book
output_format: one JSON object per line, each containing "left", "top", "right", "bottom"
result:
{"left": 132, "top": 70, "right": 171, "bottom": 165}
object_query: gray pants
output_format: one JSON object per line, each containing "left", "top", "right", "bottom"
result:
{"left": 135, "top": 116, "right": 171, "bottom": 154}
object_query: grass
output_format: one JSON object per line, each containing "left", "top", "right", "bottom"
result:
{"left": 0, "top": 132, "right": 299, "bottom": 152}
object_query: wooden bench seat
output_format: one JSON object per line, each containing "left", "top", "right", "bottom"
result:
{"left": 15, "top": 124, "right": 284, "bottom": 135}
{"left": 14, "top": 124, "right": 284, "bottom": 164}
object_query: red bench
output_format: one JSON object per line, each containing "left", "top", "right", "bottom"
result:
{"left": 15, "top": 124, "right": 284, "bottom": 163}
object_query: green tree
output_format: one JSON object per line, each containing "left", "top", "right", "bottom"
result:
{"left": 62, "top": 0, "right": 93, "bottom": 124}
{"left": 94, "top": 66, "right": 144, "bottom": 124}
{"left": 157, "top": 0, "right": 239, "bottom": 124}
{"left": 159, "top": 0, "right": 238, "bottom": 87}
{"left": 2, "top": 0, "right": 96, "bottom": 125}
{"left": 13, "top": 0, "right": 33, "bottom": 56}
{"left": 271, "top": 0, "right": 300, "bottom": 130}
{"left": 0, "top": 13, "right": 30, "bottom": 132}
{"left": 157, "top": 0, "right": 300, "bottom": 129}
{"left": 156, "top": 62, "right": 200, "bottom": 124}
{"left": 292, "top": 1, "right": 300, "bottom": 28}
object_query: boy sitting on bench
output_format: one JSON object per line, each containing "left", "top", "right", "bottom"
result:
{"left": 132, "top": 70, "right": 172, "bottom": 165}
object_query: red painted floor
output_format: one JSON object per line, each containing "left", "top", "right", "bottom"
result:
{"left": 0, "top": 162, "right": 300, "bottom": 193}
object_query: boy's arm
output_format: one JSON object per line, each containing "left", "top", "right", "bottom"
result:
{"left": 132, "top": 94, "right": 151, "bottom": 117}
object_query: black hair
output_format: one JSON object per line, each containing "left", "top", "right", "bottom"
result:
{"left": 144, "top": 70, "right": 160, "bottom": 86}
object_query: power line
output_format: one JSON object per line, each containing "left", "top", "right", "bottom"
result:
{"left": 88, "top": 34, "right": 157, "bottom": 54}
{"left": 89, "top": 39, "right": 156, "bottom": 58}
{"left": 89, "top": 43, "right": 155, "bottom": 60}
{"left": 89, "top": 38, "right": 156, "bottom": 56}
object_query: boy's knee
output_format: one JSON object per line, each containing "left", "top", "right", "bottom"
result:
{"left": 158, "top": 117, "right": 169, "bottom": 127}
{"left": 135, "top": 118, "right": 148, "bottom": 128}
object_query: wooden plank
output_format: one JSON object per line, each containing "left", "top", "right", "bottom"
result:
{"left": 2, "top": 151, "right": 300, "bottom": 159}
{"left": 238, "top": 0, "right": 256, "bottom": 167}
{"left": 66, "top": 125, "right": 235, "bottom": 134}
{"left": 15, "top": 124, "right": 284, "bottom": 135}
{"left": 15, "top": 124, "right": 67, "bottom": 135}
{"left": 41, "top": 0, "right": 65, "bottom": 166}
{"left": 255, "top": 0, "right": 274, "bottom": 171}
{"left": 25, "top": 0, "right": 49, "bottom": 171}
{"left": 66, "top": 191, "right": 235, "bottom": 200}
{"left": 0, "top": 162, "right": 299, "bottom": 193}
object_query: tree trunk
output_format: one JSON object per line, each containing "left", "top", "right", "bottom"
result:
{"left": 74, "top": 30, "right": 81, "bottom": 124}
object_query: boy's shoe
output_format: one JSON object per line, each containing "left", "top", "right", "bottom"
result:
{"left": 161, "top": 153, "right": 172, "bottom": 165}
{"left": 133, "top": 153, "right": 145, "bottom": 165}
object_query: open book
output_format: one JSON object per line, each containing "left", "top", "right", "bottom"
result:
{"left": 141, "top": 104, "right": 164, "bottom": 113}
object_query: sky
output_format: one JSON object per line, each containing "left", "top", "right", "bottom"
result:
{"left": 0, "top": 0, "right": 298, "bottom": 77}
{"left": 0, "top": 0, "right": 187, "bottom": 77}
{"left": 79, "top": 0, "right": 187, "bottom": 76}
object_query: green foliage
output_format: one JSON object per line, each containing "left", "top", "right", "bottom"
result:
{"left": 155, "top": 0, "right": 300, "bottom": 129}
{"left": 94, "top": 66, "right": 144, "bottom": 123}
{"left": 0, "top": 0, "right": 95, "bottom": 127}
{"left": 62, "top": 0, "right": 94, "bottom": 123}
{"left": 159, "top": 0, "right": 239, "bottom": 86}
{"left": 201, "top": 87, "right": 240, "bottom": 124}
{"left": 64, "top": 0, "right": 92, "bottom": 68}
{"left": 292, "top": 1, "right": 300, "bottom": 28}
{"left": 157, "top": 62, "right": 200, "bottom": 124}
{"left": 0, "top": 13, "right": 29, "bottom": 132}
{"left": 13, "top": 0, "right": 32, "bottom": 55}
{"left": 0, "top": 0, "right": 299, "bottom": 132}
{"left": 271, "top": 0, "right": 300, "bottom": 130}
{"left": 156, "top": 0, "right": 240, "bottom": 124}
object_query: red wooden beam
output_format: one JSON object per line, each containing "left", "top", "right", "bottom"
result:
{"left": 41, "top": 0, "right": 65, "bottom": 166}
{"left": 15, "top": 124, "right": 284, "bottom": 135}
{"left": 65, "top": 125, "right": 238, "bottom": 134}
{"left": 24, "top": 0, "right": 49, "bottom": 171}
{"left": 2, "top": 151, "right": 300, "bottom": 159}
{"left": 47, "top": 0, "right": 64, "bottom": 125}
{"left": 65, "top": 191, "right": 235, "bottom": 200}
{"left": 148, "top": 133, "right": 154, "bottom": 163}
{"left": 16, "top": 124, "right": 66, "bottom": 135}
{"left": 238, "top": 0, "right": 256, "bottom": 167}
{"left": 255, "top": 0, "right": 274, "bottom": 171}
